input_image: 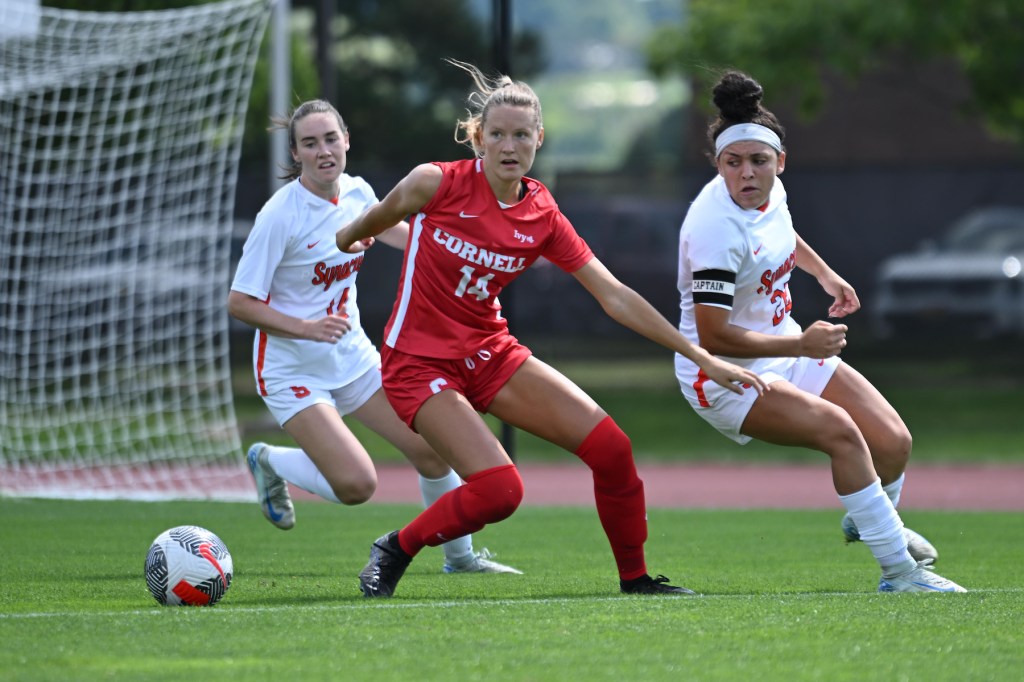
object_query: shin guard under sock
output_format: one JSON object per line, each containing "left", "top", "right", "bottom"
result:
{"left": 575, "top": 416, "right": 648, "bottom": 581}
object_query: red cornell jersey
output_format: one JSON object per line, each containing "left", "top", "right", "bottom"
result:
{"left": 384, "top": 158, "right": 593, "bottom": 358}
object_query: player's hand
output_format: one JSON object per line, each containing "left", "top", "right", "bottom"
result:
{"left": 343, "top": 237, "right": 375, "bottom": 253}
{"left": 799, "top": 320, "right": 847, "bottom": 359}
{"left": 819, "top": 272, "right": 860, "bottom": 318}
{"left": 703, "top": 356, "right": 769, "bottom": 396}
{"left": 335, "top": 224, "right": 365, "bottom": 254}
{"left": 308, "top": 313, "right": 352, "bottom": 343}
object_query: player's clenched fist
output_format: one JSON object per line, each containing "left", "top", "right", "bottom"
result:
{"left": 799, "top": 320, "right": 848, "bottom": 359}
{"left": 308, "top": 313, "right": 351, "bottom": 343}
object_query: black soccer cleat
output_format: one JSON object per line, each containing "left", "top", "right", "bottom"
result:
{"left": 620, "top": 573, "right": 696, "bottom": 595}
{"left": 359, "top": 531, "right": 412, "bottom": 598}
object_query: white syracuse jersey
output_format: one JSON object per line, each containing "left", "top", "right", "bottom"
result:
{"left": 675, "top": 175, "right": 803, "bottom": 404}
{"left": 230, "top": 176, "right": 380, "bottom": 397}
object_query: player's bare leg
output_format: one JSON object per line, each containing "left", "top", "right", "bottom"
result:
{"left": 741, "top": 384, "right": 960, "bottom": 591}
{"left": 490, "top": 357, "right": 694, "bottom": 595}
{"left": 352, "top": 388, "right": 521, "bottom": 574}
{"left": 820, "top": 364, "right": 937, "bottom": 563}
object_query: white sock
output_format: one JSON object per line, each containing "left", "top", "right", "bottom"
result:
{"left": 264, "top": 445, "right": 341, "bottom": 503}
{"left": 882, "top": 472, "right": 905, "bottom": 508}
{"left": 839, "top": 478, "right": 911, "bottom": 572}
{"left": 847, "top": 472, "right": 906, "bottom": 532}
{"left": 420, "top": 469, "right": 475, "bottom": 565}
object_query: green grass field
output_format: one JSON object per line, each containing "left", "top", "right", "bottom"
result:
{"left": 1, "top": 498, "right": 1021, "bottom": 681}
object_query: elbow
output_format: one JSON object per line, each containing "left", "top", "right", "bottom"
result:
{"left": 696, "top": 333, "right": 728, "bottom": 357}
{"left": 226, "top": 291, "right": 254, "bottom": 323}
{"left": 601, "top": 297, "right": 632, "bottom": 326}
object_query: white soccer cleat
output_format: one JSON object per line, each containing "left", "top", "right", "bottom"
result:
{"left": 246, "top": 442, "right": 295, "bottom": 530}
{"left": 443, "top": 548, "right": 523, "bottom": 574}
{"left": 878, "top": 559, "right": 967, "bottom": 593}
{"left": 841, "top": 513, "right": 938, "bottom": 563}
{"left": 902, "top": 527, "right": 939, "bottom": 563}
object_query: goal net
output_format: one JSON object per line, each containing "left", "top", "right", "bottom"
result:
{"left": 0, "top": 0, "right": 272, "bottom": 500}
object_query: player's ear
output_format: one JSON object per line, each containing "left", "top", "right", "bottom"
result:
{"left": 536, "top": 127, "right": 544, "bottom": 149}
{"left": 776, "top": 150, "right": 786, "bottom": 175}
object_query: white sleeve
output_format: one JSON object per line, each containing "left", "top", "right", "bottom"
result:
{"left": 230, "top": 206, "right": 291, "bottom": 301}
{"left": 350, "top": 175, "right": 379, "bottom": 207}
{"left": 688, "top": 217, "right": 745, "bottom": 274}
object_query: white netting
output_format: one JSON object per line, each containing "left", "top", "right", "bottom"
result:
{"left": 0, "top": 0, "right": 272, "bottom": 500}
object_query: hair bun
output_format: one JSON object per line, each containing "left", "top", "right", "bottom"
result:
{"left": 712, "top": 71, "right": 764, "bottom": 122}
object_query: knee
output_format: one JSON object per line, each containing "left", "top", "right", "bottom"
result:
{"left": 892, "top": 424, "right": 912, "bottom": 460}
{"left": 876, "top": 422, "right": 913, "bottom": 469}
{"left": 331, "top": 473, "right": 377, "bottom": 506}
{"left": 817, "top": 409, "right": 868, "bottom": 458}
{"left": 575, "top": 417, "right": 637, "bottom": 483}
{"left": 463, "top": 464, "right": 524, "bottom": 524}
{"left": 888, "top": 425, "right": 913, "bottom": 462}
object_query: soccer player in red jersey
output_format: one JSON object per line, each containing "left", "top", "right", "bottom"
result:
{"left": 336, "top": 60, "right": 767, "bottom": 597}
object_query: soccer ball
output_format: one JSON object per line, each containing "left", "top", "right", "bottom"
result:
{"left": 144, "top": 525, "right": 233, "bottom": 606}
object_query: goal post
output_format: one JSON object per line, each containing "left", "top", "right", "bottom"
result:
{"left": 0, "top": 0, "right": 273, "bottom": 500}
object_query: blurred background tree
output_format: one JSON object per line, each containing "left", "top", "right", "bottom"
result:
{"left": 299, "top": 0, "right": 542, "bottom": 175}
{"left": 647, "top": 0, "right": 1024, "bottom": 146}
{"left": 49, "top": 0, "right": 542, "bottom": 183}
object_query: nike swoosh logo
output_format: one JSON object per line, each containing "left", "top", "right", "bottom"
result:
{"left": 307, "top": 240, "right": 321, "bottom": 249}
{"left": 753, "top": 243, "right": 764, "bottom": 255}
{"left": 911, "top": 581, "right": 958, "bottom": 592}
{"left": 265, "top": 495, "right": 284, "bottom": 522}
{"left": 459, "top": 211, "right": 478, "bottom": 219}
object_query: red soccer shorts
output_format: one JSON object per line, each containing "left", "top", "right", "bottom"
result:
{"left": 381, "top": 334, "right": 532, "bottom": 430}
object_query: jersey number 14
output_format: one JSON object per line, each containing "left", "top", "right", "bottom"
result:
{"left": 454, "top": 265, "right": 494, "bottom": 301}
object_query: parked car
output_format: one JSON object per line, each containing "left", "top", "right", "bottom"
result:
{"left": 872, "top": 206, "right": 1024, "bottom": 339}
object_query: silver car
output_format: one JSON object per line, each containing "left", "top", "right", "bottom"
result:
{"left": 872, "top": 206, "right": 1024, "bottom": 339}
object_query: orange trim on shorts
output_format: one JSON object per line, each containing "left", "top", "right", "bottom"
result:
{"left": 693, "top": 369, "right": 711, "bottom": 408}
{"left": 255, "top": 294, "right": 272, "bottom": 397}
{"left": 256, "top": 330, "right": 269, "bottom": 396}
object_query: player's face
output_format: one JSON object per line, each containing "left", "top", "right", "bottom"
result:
{"left": 478, "top": 104, "right": 543, "bottom": 194}
{"left": 716, "top": 140, "right": 786, "bottom": 210}
{"left": 292, "top": 112, "right": 349, "bottom": 198}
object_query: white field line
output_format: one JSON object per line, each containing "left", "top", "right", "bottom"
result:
{"left": 2, "top": 588, "right": 1018, "bottom": 620}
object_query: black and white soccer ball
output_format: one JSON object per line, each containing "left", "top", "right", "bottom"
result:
{"left": 144, "top": 525, "right": 233, "bottom": 606}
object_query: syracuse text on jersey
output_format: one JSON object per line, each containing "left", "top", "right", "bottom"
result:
{"left": 311, "top": 254, "right": 364, "bottom": 291}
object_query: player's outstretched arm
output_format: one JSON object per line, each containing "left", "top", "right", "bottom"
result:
{"left": 795, "top": 233, "right": 860, "bottom": 318}
{"left": 336, "top": 164, "right": 442, "bottom": 253}
{"left": 375, "top": 220, "right": 411, "bottom": 251}
{"left": 572, "top": 258, "right": 767, "bottom": 395}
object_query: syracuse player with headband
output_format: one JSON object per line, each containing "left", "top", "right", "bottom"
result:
{"left": 673, "top": 70, "right": 966, "bottom": 593}
{"left": 228, "top": 99, "right": 521, "bottom": 576}
{"left": 336, "top": 60, "right": 767, "bottom": 598}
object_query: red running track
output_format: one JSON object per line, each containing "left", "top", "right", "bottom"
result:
{"left": 320, "top": 462, "right": 1024, "bottom": 511}
{"left": 3, "top": 462, "right": 1021, "bottom": 509}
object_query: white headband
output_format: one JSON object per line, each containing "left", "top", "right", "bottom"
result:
{"left": 714, "top": 123, "right": 782, "bottom": 158}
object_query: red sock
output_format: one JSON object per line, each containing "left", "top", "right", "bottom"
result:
{"left": 575, "top": 416, "right": 648, "bottom": 580}
{"left": 397, "top": 463, "right": 523, "bottom": 556}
